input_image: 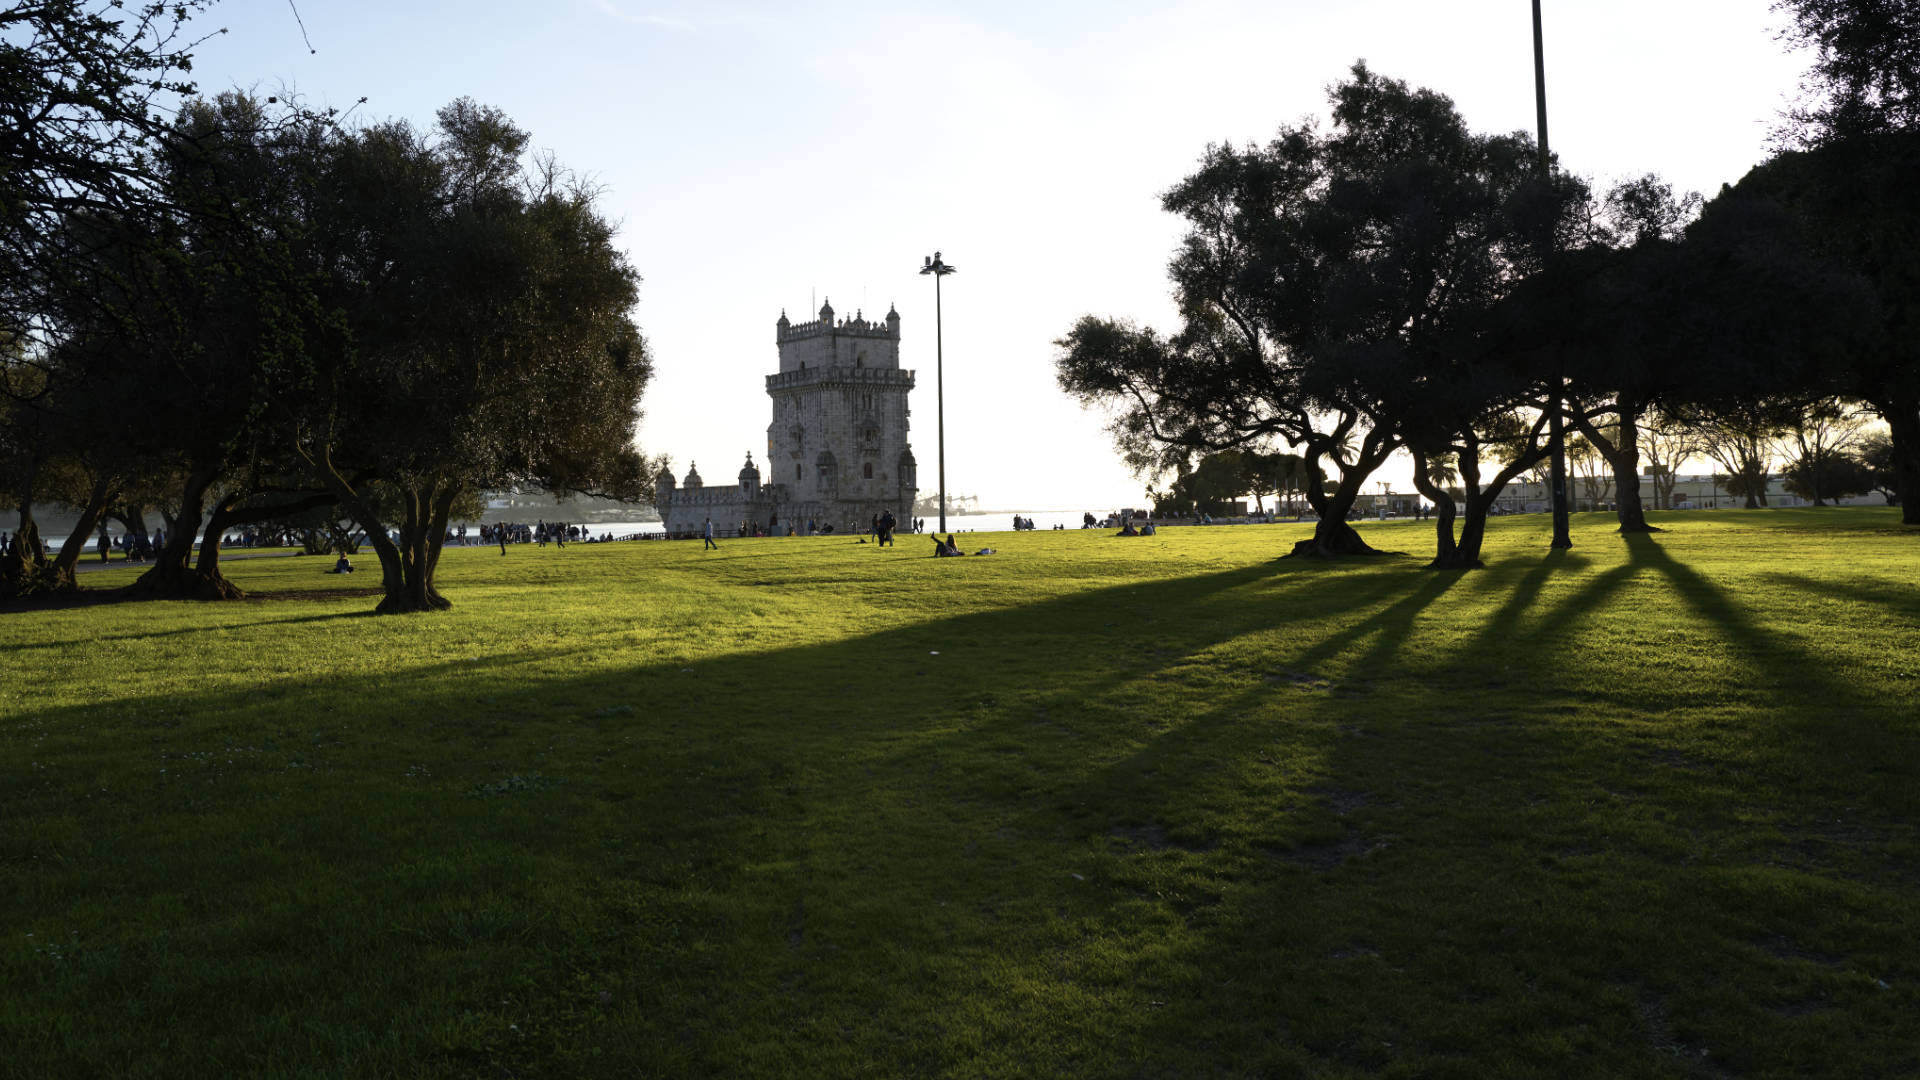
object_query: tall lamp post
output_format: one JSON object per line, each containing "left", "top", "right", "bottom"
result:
{"left": 919, "top": 252, "right": 957, "bottom": 533}
{"left": 1533, "top": 0, "right": 1573, "bottom": 549}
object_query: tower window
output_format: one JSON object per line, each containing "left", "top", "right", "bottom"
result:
{"left": 863, "top": 463, "right": 873, "bottom": 479}
{"left": 795, "top": 463, "right": 801, "bottom": 481}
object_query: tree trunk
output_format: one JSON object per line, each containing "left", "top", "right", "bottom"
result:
{"left": 1409, "top": 453, "right": 1460, "bottom": 567}
{"left": 376, "top": 483, "right": 456, "bottom": 613}
{"left": 1287, "top": 466, "right": 1378, "bottom": 558}
{"left": 45, "top": 475, "right": 117, "bottom": 591}
{"left": 1450, "top": 497, "right": 1495, "bottom": 568}
{"left": 128, "top": 467, "right": 242, "bottom": 599}
{"left": 1573, "top": 406, "right": 1658, "bottom": 534}
{"left": 1284, "top": 431, "right": 1393, "bottom": 559}
{"left": 2, "top": 460, "right": 51, "bottom": 597}
{"left": 186, "top": 494, "right": 245, "bottom": 598}
{"left": 112, "top": 507, "right": 151, "bottom": 552}
{"left": 1884, "top": 403, "right": 1920, "bottom": 524}
{"left": 1421, "top": 436, "right": 1550, "bottom": 571}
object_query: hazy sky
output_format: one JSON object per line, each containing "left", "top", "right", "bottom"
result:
{"left": 185, "top": 1, "right": 1808, "bottom": 509}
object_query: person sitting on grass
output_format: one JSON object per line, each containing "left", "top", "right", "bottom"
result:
{"left": 1115, "top": 521, "right": 1139, "bottom": 537}
{"left": 931, "top": 533, "right": 962, "bottom": 557}
{"left": 328, "top": 554, "right": 353, "bottom": 574}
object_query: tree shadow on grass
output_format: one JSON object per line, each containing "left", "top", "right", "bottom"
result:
{"left": 1105, "top": 535, "right": 1920, "bottom": 1076}
{"left": 1622, "top": 531, "right": 1918, "bottom": 816}
{"left": 1757, "top": 570, "right": 1920, "bottom": 628}
{"left": 6, "top": 545, "right": 1918, "bottom": 1078}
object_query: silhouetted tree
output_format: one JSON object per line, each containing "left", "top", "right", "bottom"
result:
{"left": 1059, "top": 64, "right": 1568, "bottom": 566}
{"left": 1685, "top": 399, "right": 1796, "bottom": 508}
{"left": 1854, "top": 429, "right": 1902, "bottom": 503}
{"left": 1, "top": 0, "right": 217, "bottom": 592}
{"left": 1778, "top": 397, "right": 1869, "bottom": 504}
{"left": 1724, "top": 137, "right": 1920, "bottom": 522}
{"left": 1776, "top": 0, "right": 1920, "bottom": 143}
{"left": 1561, "top": 175, "right": 1702, "bottom": 533}
{"left": 296, "top": 101, "right": 655, "bottom": 613}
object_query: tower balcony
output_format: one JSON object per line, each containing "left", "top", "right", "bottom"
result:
{"left": 766, "top": 366, "right": 916, "bottom": 392}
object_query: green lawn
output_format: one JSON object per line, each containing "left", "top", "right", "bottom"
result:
{"left": 3, "top": 511, "right": 1916, "bottom": 1078}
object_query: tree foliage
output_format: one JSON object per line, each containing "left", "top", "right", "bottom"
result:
{"left": 1, "top": 0, "right": 213, "bottom": 346}
{"left": 1776, "top": 0, "right": 1920, "bottom": 142}
{"left": 295, "top": 100, "right": 654, "bottom": 612}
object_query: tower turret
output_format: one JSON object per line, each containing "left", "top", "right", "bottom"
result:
{"left": 655, "top": 466, "right": 677, "bottom": 518}
{"left": 885, "top": 303, "right": 901, "bottom": 339}
{"left": 738, "top": 452, "right": 761, "bottom": 497}
{"left": 683, "top": 461, "right": 703, "bottom": 489}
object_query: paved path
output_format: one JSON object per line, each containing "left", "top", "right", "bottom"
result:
{"left": 71, "top": 549, "right": 305, "bottom": 574}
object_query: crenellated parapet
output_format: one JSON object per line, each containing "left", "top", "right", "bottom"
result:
{"left": 777, "top": 315, "right": 899, "bottom": 342}
{"left": 777, "top": 299, "right": 900, "bottom": 344}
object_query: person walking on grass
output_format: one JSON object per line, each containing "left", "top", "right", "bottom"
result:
{"left": 703, "top": 517, "right": 718, "bottom": 551}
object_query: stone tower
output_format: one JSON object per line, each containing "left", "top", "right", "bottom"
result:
{"left": 652, "top": 295, "right": 917, "bottom": 538}
{"left": 765, "top": 299, "right": 917, "bottom": 529}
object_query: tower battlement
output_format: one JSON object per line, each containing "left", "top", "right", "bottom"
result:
{"left": 776, "top": 298, "right": 903, "bottom": 374}
{"left": 777, "top": 312, "right": 898, "bottom": 343}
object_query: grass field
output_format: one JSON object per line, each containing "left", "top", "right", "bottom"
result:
{"left": 3, "top": 510, "right": 1917, "bottom": 1078}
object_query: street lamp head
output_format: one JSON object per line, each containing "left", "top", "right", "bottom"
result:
{"left": 918, "top": 251, "right": 957, "bottom": 277}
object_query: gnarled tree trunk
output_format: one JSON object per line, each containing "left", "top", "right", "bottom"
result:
{"left": 1573, "top": 405, "right": 1659, "bottom": 534}
{"left": 43, "top": 475, "right": 118, "bottom": 591}
{"left": 1418, "top": 437, "right": 1549, "bottom": 571}
{"left": 2, "top": 460, "right": 53, "bottom": 598}
{"left": 128, "top": 466, "right": 241, "bottom": 599}
{"left": 1283, "top": 433, "right": 1395, "bottom": 559}
{"left": 375, "top": 482, "right": 457, "bottom": 614}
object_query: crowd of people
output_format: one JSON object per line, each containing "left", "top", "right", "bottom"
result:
{"left": 474, "top": 521, "right": 626, "bottom": 548}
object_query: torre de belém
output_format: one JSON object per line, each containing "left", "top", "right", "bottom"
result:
{"left": 654, "top": 299, "right": 918, "bottom": 536}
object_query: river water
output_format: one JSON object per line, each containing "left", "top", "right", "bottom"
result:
{"left": 37, "top": 510, "right": 1132, "bottom": 551}
{"left": 467, "top": 510, "right": 1109, "bottom": 540}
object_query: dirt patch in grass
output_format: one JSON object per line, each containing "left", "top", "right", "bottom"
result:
{"left": 1755, "top": 935, "right": 1847, "bottom": 968}
{"left": 1637, "top": 747, "right": 1711, "bottom": 771}
{"left": 1308, "top": 786, "right": 1370, "bottom": 815}
{"left": 1265, "top": 668, "right": 1333, "bottom": 691}
{"left": 1106, "top": 821, "right": 1217, "bottom": 853}
{"left": 1635, "top": 987, "right": 1731, "bottom": 1076}
{"left": 1263, "top": 831, "right": 1379, "bottom": 872}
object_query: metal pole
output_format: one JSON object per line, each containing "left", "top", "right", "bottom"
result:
{"left": 1534, "top": 0, "right": 1572, "bottom": 548}
{"left": 920, "top": 252, "right": 956, "bottom": 534}
{"left": 935, "top": 270, "right": 946, "bottom": 534}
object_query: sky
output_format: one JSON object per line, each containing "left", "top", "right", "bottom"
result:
{"left": 181, "top": 0, "right": 1810, "bottom": 510}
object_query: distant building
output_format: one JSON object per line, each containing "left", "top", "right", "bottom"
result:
{"left": 1478, "top": 473, "right": 1890, "bottom": 513}
{"left": 655, "top": 299, "right": 918, "bottom": 536}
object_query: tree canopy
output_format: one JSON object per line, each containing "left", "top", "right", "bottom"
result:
{"left": 1059, "top": 63, "right": 1581, "bottom": 568}
{"left": 2, "top": 83, "right": 658, "bottom": 610}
